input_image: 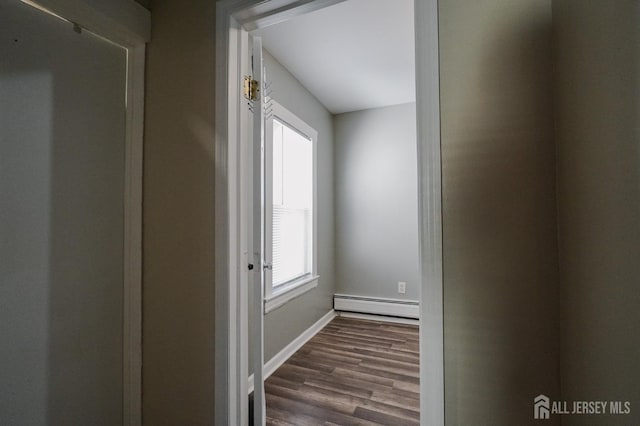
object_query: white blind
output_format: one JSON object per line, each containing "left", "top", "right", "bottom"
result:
{"left": 272, "top": 206, "right": 311, "bottom": 285}
{"left": 271, "top": 118, "right": 313, "bottom": 287}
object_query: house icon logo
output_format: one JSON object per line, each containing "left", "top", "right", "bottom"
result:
{"left": 534, "top": 394, "right": 550, "bottom": 419}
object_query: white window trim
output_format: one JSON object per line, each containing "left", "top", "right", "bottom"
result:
{"left": 264, "top": 275, "right": 318, "bottom": 313}
{"left": 263, "top": 100, "right": 318, "bottom": 312}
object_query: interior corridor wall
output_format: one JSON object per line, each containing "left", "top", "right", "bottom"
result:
{"left": 554, "top": 1, "right": 640, "bottom": 424}
{"left": 142, "top": 0, "right": 216, "bottom": 423}
{"left": 248, "top": 50, "right": 336, "bottom": 366}
{"left": 334, "top": 103, "right": 420, "bottom": 301}
{"left": 439, "top": 0, "right": 560, "bottom": 423}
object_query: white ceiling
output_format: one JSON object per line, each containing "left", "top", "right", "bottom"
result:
{"left": 253, "top": 0, "right": 415, "bottom": 114}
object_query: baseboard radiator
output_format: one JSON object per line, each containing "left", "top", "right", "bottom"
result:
{"left": 333, "top": 294, "right": 419, "bottom": 319}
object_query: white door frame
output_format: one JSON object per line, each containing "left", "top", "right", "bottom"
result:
{"left": 214, "top": 1, "right": 444, "bottom": 425}
{"left": 23, "top": 1, "right": 150, "bottom": 424}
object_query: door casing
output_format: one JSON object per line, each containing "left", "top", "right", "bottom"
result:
{"left": 214, "top": 1, "right": 444, "bottom": 425}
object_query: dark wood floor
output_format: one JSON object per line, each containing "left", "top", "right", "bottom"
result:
{"left": 265, "top": 316, "right": 420, "bottom": 425}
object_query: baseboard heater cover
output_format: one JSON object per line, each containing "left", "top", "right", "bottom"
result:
{"left": 333, "top": 294, "right": 419, "bottom": 319}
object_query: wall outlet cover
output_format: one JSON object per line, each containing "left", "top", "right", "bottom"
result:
{"left": 398, "top": 281, "right": 406, "bottom": 294}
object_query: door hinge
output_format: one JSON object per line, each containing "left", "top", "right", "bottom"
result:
{"left": 243, "top": 76, "right": 259, "bottom": 101}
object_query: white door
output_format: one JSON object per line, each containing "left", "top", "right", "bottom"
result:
{"left": 250, "top": 35, "right": 267, "bottom": 426}
{"left": 0, "top": 1, "right": 127, "bottom": 424}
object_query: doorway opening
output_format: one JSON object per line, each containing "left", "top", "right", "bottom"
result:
{"left": 214, "top": 0, "right": 443, "bottom": 425}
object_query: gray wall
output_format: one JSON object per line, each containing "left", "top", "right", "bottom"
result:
{"left": 134, "top": 0, "right": 151, "bottom": 9}
{"left": 334, "top": 103, "right": 420, "bottom": 300}
{"left": 0, "top": 1, "right": 126, "bottom": 424}
{"left": 554, "top": 1, "right": 640, "bottom": 424}
{"left": 250, "top": 50, "right": 335, "bottom": 363}
{"left": 142, "top": 0, "right": 216, "bottom": 423}
{"left": 439, "top": 0, "right": 560, "bottom": 424}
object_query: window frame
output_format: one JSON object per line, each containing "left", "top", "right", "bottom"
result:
{"left": 263, "top": 100, "right": 319, "bottom": 313}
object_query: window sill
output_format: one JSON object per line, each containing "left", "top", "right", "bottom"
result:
{"left": 264, "top": 275, "right": 319, "bottom": 314}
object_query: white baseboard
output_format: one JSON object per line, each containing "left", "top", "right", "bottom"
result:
{"left": 337, "top": 311, "right": 419, "bottom": 326}
{"left": 333, "top": 294, "right": 419, "bottom": 319}
{"left": 248, "top": 309, "right": 336, "bottom": 394}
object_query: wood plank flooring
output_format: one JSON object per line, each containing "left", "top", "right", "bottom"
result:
{"left": 265, "top": 316, "right": 420, "bottom": 425}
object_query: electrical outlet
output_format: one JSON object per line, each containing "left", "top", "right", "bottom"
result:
{"left": 398, "top": 281, "right": 406, "bottom": 294}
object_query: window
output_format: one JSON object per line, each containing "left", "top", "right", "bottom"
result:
{"left": 264, "top": 101, "right": 318, "bottom": 312}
